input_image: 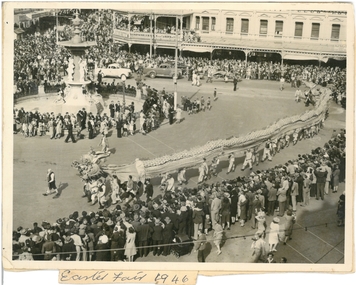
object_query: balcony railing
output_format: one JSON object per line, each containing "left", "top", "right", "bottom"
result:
{"left": 113, "top": 29, "right": 346, "bottom": 53}
{"left": 113, "top": 29, "right": 180, "bottom": 43}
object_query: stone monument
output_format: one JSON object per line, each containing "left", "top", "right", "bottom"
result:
{"left": 56, "top": 11, "right": 104, "bottom": 115}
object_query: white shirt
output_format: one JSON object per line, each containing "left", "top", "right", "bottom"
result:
{"left": 71, "top": 234, "right": 83, "bottom": 246}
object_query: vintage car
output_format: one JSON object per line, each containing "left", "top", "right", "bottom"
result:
{"left": 143, "top": 63, "right": 182, "bottom": 79}
{"left": 212, "top": 71, "right": 242, "bottom": 82}
{"left": 98, "top": 63, "right": 132, "bottom": 80}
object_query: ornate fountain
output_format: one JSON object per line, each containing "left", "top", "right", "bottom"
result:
{"left": 57, "top": 11, "right": 104, "bottom": 115}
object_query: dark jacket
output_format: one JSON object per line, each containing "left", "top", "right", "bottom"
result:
{"left": 152, "top": 224, "right": 163, "bottom": 241}
{"left": 315, "top": 169, "right": 327, "bottom": 183}
{"left": 192, "top": 209, "right": 204, "bottom": 224}
{"left": 162, "top": 222, "right": 175, "bottom": 241}
{"left": 136, "top": 223, "right": 152, "bottom": 242}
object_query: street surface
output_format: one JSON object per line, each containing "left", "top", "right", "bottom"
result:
{"left": 13, "top": 78, "right": 346, "bottom": 263}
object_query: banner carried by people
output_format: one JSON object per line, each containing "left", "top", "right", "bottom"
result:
{"left": 97, "top": 86, "right": 331, "bottom": 181}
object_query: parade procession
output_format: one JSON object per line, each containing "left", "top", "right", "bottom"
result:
{"left": 6, "top": 4, "right": 352, "bottom": 267}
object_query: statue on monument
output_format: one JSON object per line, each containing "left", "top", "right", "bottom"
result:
{"left": 67, "top": 57, "right": 75, "bottom": 81}
{"left": 79, "top": 57, "right": 87, "bottom": 82}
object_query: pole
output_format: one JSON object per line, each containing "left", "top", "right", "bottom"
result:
{"left": 281, "top": 49, "right": 284, "bottom": 75}
{"left": 150, "top": 14, "right": 153, "bottom": 59}
{"left": 174, "top": 16, "right": 178, "bottom": 110}
{"left": 123, "top": 79, "right": 126, "bottom": 111}
{"left": 56, "top": 11, "right": 58, "bottom": 44}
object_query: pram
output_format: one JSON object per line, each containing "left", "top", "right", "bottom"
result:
{"left": 170, "top": 233, "right": 194, "bottom": 258}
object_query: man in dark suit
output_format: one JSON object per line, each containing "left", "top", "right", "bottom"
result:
{"left": 109, "top": 101, "right": 115, "bottom": 118}
{"left": 87, "top": 116, "right": 95, "bottom": 139}
{"left": 152, "top": 220, "right": 164, "bottom": 256}
{"left": 162, "top": 216, "right": 175, "bottom": 256}
{"left": 115, "top": 101, "right": 121, "bottom": 115}
{"left": 233, "top": 76, "right": 238, "bottom": 91}
{"left": 64, "top": 119, "right": 76, "bottom": 143}
{"left": 136, "top": 218, "right": 153, "bottom": 258}
{"left": 81, "top": 108, "right": 87, "bottom": 130}
{"left": 76, "top": 110, "right": 83, "bottom": 132}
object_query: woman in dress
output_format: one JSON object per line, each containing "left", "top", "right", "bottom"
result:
{"left": 238, "top": 191, "right": 248, "bottom": 227}
{"left": 98, "top": 133, "right": 109, "bottom": 153}
{"left": 213, "top": 223, "right": 223, "bottom": 255}
{"left": 268, "top": 217, "right": 280, "bottom": 252}
{"left": 110, "top": 175, "right": 121, "bottom": 205}
{"left": 176, "top": 105, "right": 182, "bottom": 123}
{"left": 55, "top": 117, "right": 62, "bottom": 139}
{"left": 220, "top": 196, "right": 231, "bottom": 230}
{"left": 332, "top": 165, "right": 340, "bottom": 193}
{"left": 283, "top": 210, "right": 296, "bottom": 245}
{"left": 48, "top": 118, "right": 55, "bottom": 139}
{"left": 124, "top": 227, "right": 137, "bottom": 262}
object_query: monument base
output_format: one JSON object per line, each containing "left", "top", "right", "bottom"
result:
{"left": 53, "top": 80, "right": 105, "bottom": 115}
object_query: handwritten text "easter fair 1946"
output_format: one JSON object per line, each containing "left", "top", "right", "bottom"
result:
{"left": 59, "top": 270, "right": 190, "bottom": 284}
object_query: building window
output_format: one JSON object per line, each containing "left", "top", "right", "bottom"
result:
{"left": 202, "top": 17, "right": 209, "bottom": 32}
{"left": 241, "top": 18, "right": 249, "bottom": 34}
{"left": 311, "top": 23, "right": 320, "bottom": 40}
{"left": 294, "top": 22, "right": 303, "bottom": 38}
{"left": 226, "top": 18, "right": 234, "bottom": 33}
{"left": 195, "top": 16, "right": 200, "bottom": 30}
{"left": 211, "top": 17, "right": 216, "bottom": 31}
{"left": 259, "top": 20, "right": 268, "bottom": 36}
{"left": 331, "top": 24, "right": 340, "bottom": 41}
{"left": 275, "top": 20, "right": 283, "bottom": 36}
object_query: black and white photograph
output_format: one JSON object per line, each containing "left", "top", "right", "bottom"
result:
{"left": 2, "top": 1, "right": 355, "bottom": 281}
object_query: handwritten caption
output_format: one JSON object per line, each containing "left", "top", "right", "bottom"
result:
{"left": 59, "top": 270, "right": 196, "bottom": 285}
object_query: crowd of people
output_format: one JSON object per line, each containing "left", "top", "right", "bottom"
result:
{"left": 12, "top": 126, "right": 346, "bottom": 262}
{"left": 13, "top": 101, "right": 138, "bottom": 141}
{"left": 13, "top": 9, "right": 347, "bottom": 263}
{"left": 14, "top": 10, "right": 347, "bottom": 111}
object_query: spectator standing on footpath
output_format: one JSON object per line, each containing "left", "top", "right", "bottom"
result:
{"left": 283, "top": 210, "right": 296, "bottom": 245}
{"left": 268, "top": 217, "right": 280, "bottom": 252}
{"left": 193, "top": 230, "right": 207, "bottom": 262}
{"left": 210, "top": 193, "right": 221, "bottom": 227}
{"left": 332, "top": 165, "right": 340, "bottom": 193}
{"left": 315, "top": 166, "right": 327, "bottom": 200}
{"left": 251, "top": 232, "right": 267, "bottom": 263}
{"left": 213, "top": 223, "right": 223, "bottom": 255}
{"left": 267, "top": 182, "right": 277, "bottom": 216}
{"left": 337, "top": 192, "right": 345, "bottom": 227}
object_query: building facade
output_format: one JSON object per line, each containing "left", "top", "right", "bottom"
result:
{"left": 112, "top": 9, "right": 347, "bottom": 63}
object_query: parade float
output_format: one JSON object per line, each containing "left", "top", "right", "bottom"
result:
{"left": 72, "top": 82, "right": 331, "bottom": 182}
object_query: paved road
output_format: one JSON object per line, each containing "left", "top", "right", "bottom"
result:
{"left": 13, "top": 78, "right": 346, "bottom": 263}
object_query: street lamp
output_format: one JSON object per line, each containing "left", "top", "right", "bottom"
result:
{"left": 122, "top": 78, "right": 126, "bottom": 111}
{"left": 174, "top": 16, "right": 178, "bottom": 110}
{"left": 149, "top": 13, "right": 154, "bottom": 59}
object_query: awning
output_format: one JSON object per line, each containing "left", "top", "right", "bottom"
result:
{"left": 283, "top": 54, "right": 320, "bottom": 61}
{"left": 18, "top": 15, "right": 31, "bottom": 22}
{"left": 283, "top": 54, "right": 329, "bottom": 63}
{"left": 182, "top": 46, "right": 213, "bottom": 53}
{"left": 14, "top": 28, "right": 25, "bottom": 34}
{"left": 330, "top": 57, "right": 347, "bottom": 61}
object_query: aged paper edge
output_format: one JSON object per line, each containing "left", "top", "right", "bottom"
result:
{"left": 2, "top": 0, "right": 355, "bottom": 275}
